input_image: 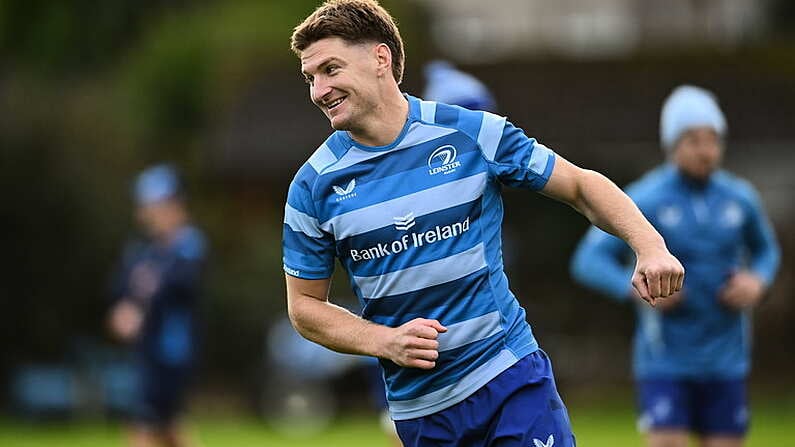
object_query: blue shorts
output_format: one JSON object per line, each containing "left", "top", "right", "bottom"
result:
{"left": 132, "top": 362, "right": 192, "bottom": 427}
{"left": 395, "top": 350, "right": 576, "bottom": 447}
{"left": 636, "top": 378, "right": 748, "bottom": 436}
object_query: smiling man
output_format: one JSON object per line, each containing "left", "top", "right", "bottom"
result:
{"left": 282, "top": 1, "right": 684, "bottom": 445}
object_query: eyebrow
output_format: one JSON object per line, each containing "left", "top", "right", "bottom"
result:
{"left": 301, "top": 57, "right": 343, "bottom": 77}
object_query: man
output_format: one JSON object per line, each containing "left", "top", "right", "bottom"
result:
{"left": 283, "top": 1, "right": 683, "bottom": 445}
{"left": 571, "top": 85, "right": 780, "bottom": 447}
{"left": 109, "top": 164, "right": 206, "bottom": 447}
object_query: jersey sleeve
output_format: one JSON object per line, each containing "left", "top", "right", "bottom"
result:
{"left": 283, "top": 170, "right": 336, "bottom": 279}
{"left": 476, "top": 112, "right": 556, "bottom": 190}
{"left": 739, "top": 183, "right": 781, "bottom": 286}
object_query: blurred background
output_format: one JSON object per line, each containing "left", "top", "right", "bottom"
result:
{"left": 1, "top": 0, "right": 793, "bottom": 445}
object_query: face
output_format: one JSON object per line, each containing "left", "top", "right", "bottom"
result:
{"left": 300, "top": 37, "right": 383, "bottom": 132}
{"left": 136, "top": 199, "right": 186, "bottom": 240}
{"left": 671, "top": 127, "right": 723, "bottom": 181}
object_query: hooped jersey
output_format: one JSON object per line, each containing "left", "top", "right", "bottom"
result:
{"left": 283, "top": 94, "right": 556, "bottom": 419}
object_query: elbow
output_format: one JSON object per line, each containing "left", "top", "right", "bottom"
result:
{"left": 286, "top": 295, "right": 309, "bottom": 335}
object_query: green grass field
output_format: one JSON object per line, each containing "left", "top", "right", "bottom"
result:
{"left": 1, "top": 397, "right": 792, "bottom": 446}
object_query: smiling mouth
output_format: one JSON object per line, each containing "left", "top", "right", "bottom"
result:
{"left": 326, "top": 96, "right": 346, "bottom": 111}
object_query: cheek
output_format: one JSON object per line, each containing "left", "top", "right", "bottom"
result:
{"left": 707, "top": 146, "right": 723, "bottom": 163}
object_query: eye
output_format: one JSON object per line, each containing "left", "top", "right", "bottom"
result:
{"left": 303, "top": 75, "right": 314, "bottom": 85}
{"left": 325, "top": 65, "right": 339, "bottom": 75}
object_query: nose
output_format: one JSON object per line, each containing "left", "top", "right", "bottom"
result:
{"left": 696, "top": 141, "right": 720, "bottom": 159}
{"left": 311, "top": 78, "right": 333, "bottom": 104}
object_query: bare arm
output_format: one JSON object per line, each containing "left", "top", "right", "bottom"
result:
{"left": 542, "top": 156, "right": 684, "bottom": 305}
{"left": 286, "top": 274, "right": 447, "bottom": 369}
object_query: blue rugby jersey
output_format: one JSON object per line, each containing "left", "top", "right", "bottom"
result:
{"left": 283, "top": 94, "right": 556, "bottom": 420}
{"left": 571, "top": 164, "right": 780, "bottom": 380}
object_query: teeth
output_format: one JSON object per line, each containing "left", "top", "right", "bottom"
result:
{"left": 327, "top": 97, "right": 344, "bottom": 109}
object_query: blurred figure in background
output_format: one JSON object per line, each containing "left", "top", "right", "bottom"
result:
{"left": 423, "top": 60, "right": 497, "bottom": 112}
{"left": 571, "top": 85, "right": 780, "bottom": 447}
{"left": 108, "top": 164, "right": 207, "bottom": 447}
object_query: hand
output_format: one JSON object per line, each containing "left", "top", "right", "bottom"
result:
{"left": 719, "top": 270, "right": 765, "bottom": 310}
{"left": 384, "top": 318, "right": 447, "bottom": 369}
{"left": 129, "top": 262, "right": 160, "bottom": 300}
{"left": 108, "top": 300, "right": 143, "bottom": 342}
{"left": 632, "top": 247, "right": 685, "bottom": 307}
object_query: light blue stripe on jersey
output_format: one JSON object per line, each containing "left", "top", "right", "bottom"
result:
{"left": 324, "top": 123, "right": 456, "bottom": 174}
{"left": 528, "top": 142, "right": 553, "bottom": 175}
{"left": 353, "top": 243, "right": 486, "bottom": 299}
{"left": 319, "top": 172, "right": 487, "bottom": 239}
{"left": 394, "top": 123, "right": 457, "bottom": 152}
{"left": 389, "top": 348, "right": 518, "bottom": 420}
{"left": 437, "top": 311, "right": 502, "bottom": 352}
{"left": 477, "top": 112, "right": 507, "bottom": 161}
{"left": 420, "top": 100, "right": 436, "bottom": 122}
{"left": 284, "top": 203, "right": 323, "bottom": 238}
{"left": 307, "top": 143, "right": 337, "bottom": 173}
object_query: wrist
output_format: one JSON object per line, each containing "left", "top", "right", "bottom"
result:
{"left": 362, "top": 322, "right": 393, "bottom": 359}
{"left": 632, "top": 233, "right": 667, "bottom": 257}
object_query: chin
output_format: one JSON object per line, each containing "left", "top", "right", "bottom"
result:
{"left": 329, "top": 116, "right": 352, "bottom": 131}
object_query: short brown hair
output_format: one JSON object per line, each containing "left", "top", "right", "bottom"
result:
{"left": 291, "top": 0, "right": 405, "bottom": 84}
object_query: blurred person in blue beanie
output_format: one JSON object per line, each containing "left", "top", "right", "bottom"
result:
{"left": 423, "top": 60, "right": 497, "bottom": 112}
{"left": 108, "top": 164, "right": 206, "bottom": 447}
{"left": 571, "top": 85, "right": 780, "bottom": 447}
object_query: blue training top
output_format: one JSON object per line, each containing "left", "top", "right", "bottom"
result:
{"left": 283, "top": 94, "right": 556, "bottom": 420}
{"left": 571, "top": 164, "right": 780, "bottom": 380}
{"left": 113, "top": 225, "right": 207, "bottom": 369}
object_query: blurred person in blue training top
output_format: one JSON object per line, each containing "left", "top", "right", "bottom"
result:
{"left": 571, "top": 85, "right": 780, "bottom": 447}
{"left": 108, "top": 164, "right": 206, "bottom": 447}
{"left": 284, "top": 2, "right": 684, "bottom": 446}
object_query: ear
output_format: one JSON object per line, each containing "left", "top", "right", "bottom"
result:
{"left": 374, "top": 43, "right": 393, "bottom": 78}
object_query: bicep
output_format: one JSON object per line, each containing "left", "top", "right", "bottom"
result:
{"left": 285, "top": 274, "right": 331, "bottom": 304}
{"left": 539, "top": 155, "right": 587, "bottom": 206}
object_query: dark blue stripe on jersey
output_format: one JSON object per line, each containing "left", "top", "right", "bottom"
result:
{"left": 340, "top": 199, "right": 483, "bottom": 277}
{"left": 361, "top": 267, "right": 495, "bottom": 326}
{"left": 432, "top": 102, "right": 484, "bottom": 141}
{"left": 382, "top": 331, "right": 505, "bottom": 401}
{"left": 325, "top": 132, "right": 353, "bottom": 160}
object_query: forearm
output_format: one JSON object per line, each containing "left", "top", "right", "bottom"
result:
{"left": 287, "top": 292, "right": 390, "bottom": 358}
{"left": 573, "top": 170, "right": 665, "bottom": 254}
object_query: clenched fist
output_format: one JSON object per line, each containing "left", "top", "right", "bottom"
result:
{"left": 383, "top": 318, "right": 447, "bottom": 369}
{"left": 632, "top": 247, "right": 685, "bottom": 307}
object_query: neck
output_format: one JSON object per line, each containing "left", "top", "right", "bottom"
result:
{"left": 673, "top": 166, "right": 712, "bottom": 188}
{"left": 349, "top": 85, "right": 408, "bottom": 147}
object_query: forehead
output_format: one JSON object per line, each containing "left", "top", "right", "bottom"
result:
{"left": 300, "top": 37, "right": 371, "bottom": 72}
{"left": 681, "top": 126, "right": 719, "bottom": 140}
